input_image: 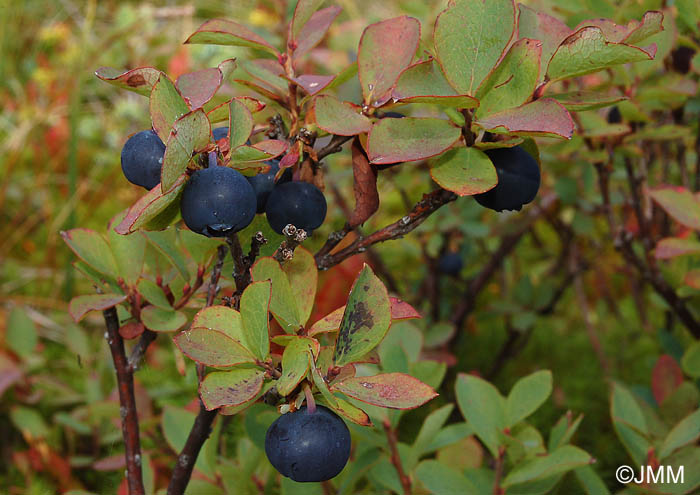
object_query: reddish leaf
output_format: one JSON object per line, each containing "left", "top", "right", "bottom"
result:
{"left": 292, "top": 74, "right": 335, "bottom": 96}
{"left": 200, "top": 368, "right": 265, "bottom": 410}
{"left": 389, "top": 297, "right": 421, "bottom": 320}
{"left": 69, "top": 294, "right": 127, "bottom": 322}
{"left": 655, "top": 237, "right": 700, "bottom": 259}
{"left": 119, "top": 322, "right": 145, "bottom": 340}
{"left": 0, "top": 354, "right": 22, "bottom": 398}
{"left": 291, "top": 0, "right": 326, "bottom": 40}
{"left": 392, "top": 59, "right": 478, "bottom": 108}
{"left": 174, "top": 327, "right": 256, "bottom": 367}
{"left": 517, "top": 5, "right": 572, "bottom": 75}
{"left": 185, "top": 19, "right": 280, "bottom": 56}
{"left": 348, "top": 138, "right": 379, "bottom": 228}
{"left": 330, "top": 397, "right": 372, "bottom": 426}
{"left": 150, "top": 73, "right": 189, "bottom": 143}
{"left": 293, "top": 6, "right": 342, "bottom": 59}
{"left": 475, "top": 98, "right": 574, "bottom": 139}
{"left": 176, "top": 68, "right": 222, "bottom": 110}
{"left": 651, "top": 355, "right": 683, "bottom": 404}
{"left": 314, "top": 95, "right": 372, "bottom": 136}
{"left": 367, "top": 117, "right": 461, "bottom": 164}
{"left": 114, "top": 175, "right": 186, "bottom": 234}
{"left": 95, "top": 67, "right": 161, "bottom": 96}
{"left": 331, "top": 373, "right": 438, "bottom": 409}
{"left": 280, "top": 149, "right": 300, "bottom": 169}
{"left": 233, "top": 79, "right": 286, "bottom": 104}
{"left": 241, "top": 59, "right": 287, "bottom": 93}
{"left": 358, "top": 16, "right": 421, "bottom": 106}
{"left": 207, "top": 96, "right": 266, "bottom": 123}
{"left": 685, "top": 271, "right": 700, "bottom": 289}
{"left": 309, "top": 297, "right": 420, "bottom": 336}
{"left": 649, "top": 186, "right": 700, "bottom": 230}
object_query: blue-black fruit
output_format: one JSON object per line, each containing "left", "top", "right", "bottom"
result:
{"left": 180, "top": 166, "right": 256, "bottom": 237}
{"left": 265, "top": 181, "right": 327, "bottom": 234}
{"left": 247, "top": 160, "right": 292, "bottom": 213}
{"left": 474, "top": 146, "right": 540, "bottom": 212}
{"left": 607, "top": 106, "right": 622, "bottom": 124}
{"left": 212, "top": 126, "right": 229, "bottom": 142}
{"left": 120, "top": 130, "right": 165, "bottom": 190}
{"left": 265, "top": 405, "right": 351, "bottom": 482}
{"left": 437, "top": 252, "right": 463, "bottom": 275}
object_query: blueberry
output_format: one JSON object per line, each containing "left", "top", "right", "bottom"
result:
{"left": 265, "top": 405, "right": 351, "bottom": 482}
{"left": 247, "top": 160, "right": 292, "bottom": 213}
{"left": 265, "top": 181, "right": 327, "bottom": 234}
{"left": 120, "top": 130, "right": 165, "bottom": 190}
{"left": 437, "top": 252, "right": 463, "bottom": 275}
{"left": 212, "top": 126, "right": 229, "bottom": 142}
{"left": 180, "top": 166, "right": 256, "bottom": 237}
{"left": 474, "top": 145, "right": 540, "bottom": 212}
{"left": 671, "top": 46, "right": 696, "bottom": 74}
{"left": 607, "top": 106, "right": 622, "bottom": 124}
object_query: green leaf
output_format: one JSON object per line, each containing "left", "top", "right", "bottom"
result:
{"left": 574, "top": 465, "right": 611, "bottom": 495}
{"left": 174, "top": 327, "right": 256, "bottom": 367}
{"left": 430, "top": 146, "right": 498, "bottom": 196}
{"left": 136, "top": 279, "right": 172, "bottom": 309}
{"left": 475, "top": 98, "right": 574, "bottom": 139}
{"left": 517, "top": 5, "right": 572, "bottom": 80}
{"left": 185, "top": 19, "right": 280, "bottom": 56}
{"left": 611, "top": 382, "right": 651, "bottom": 465}
{"left": 314, "top": 95, "right": 372, "bottom": 136}
{"left": 310, "top": 362, "right": 337, "bottom": 408}
{"left": 282, "top": 247, "right": 317, "bottom": 326}
{"left": 161, "top": 407, "right": 218, "bottom": 477}
{"left": 114, "top": 176, "right": 186, "bottom": 235}
{"left": 162, "top": 109, "right": 211, "bottom": 192}
{"left": 333, "top": 264, "right": 391, "bottom": 365}
{"left": 192, "top": 305, "right": 246, "bottom": 343}
{"left": 251, "top": 257, "right": 301, "bottom": 333}
{"left": 61, "top": 229, "right": 118, "bottom": 278}
{"left": 655, "top": 237, "right": 700, "bottom": 259}
{"left": 411, "top": 404, "right": 454, "bottom": 462}
{"left": 503, "top": 445, "right": 592, "bottom": 487}
{"left": 140, "top": 306, "right": 187, "bottom": 332}
{"left": 623, "top": 11, "right": 665, "bottom": 46}
{"left": 548, "top": 412, "right": 584, "bottom": 451}
{"left": 434, "top": 0, "right": 516, "bottom": 95}
{"left": 150, "top": 73, "right": 189, "bottom": 143}
{"left": 660, "top": 409, "right": 700, "bottom": 459}
{"left": 276, "top": 337, "right": 312, "bottom": 396}
{"left": 6, "top": 308, "right": 38, "bottom": 359}
{"left": 425, "top": 423, "right": 473, "bottom": 453}
{"left": 69, "top": 294, "right": 126, "bottom": 322}
{"left": 550, "top": 91, "right": 627, "bottom": 112}
{"left": 231, "top": 143, "right": 287, "bottom": 165}
{"left": 682, "top": 342, "right": 700, "bottom": 378}
{"left": 392, "top": 60, "right": 478, "bottom": 108}
{"left": 208, "top": 96, "right": 266, "bottom": 123}
{"left": 358, "top": 16, "right": 420, "bottom": 106}
{"left": 10, "top": 406, "right": 49, "bottom": 439}
{"left": 546, "top": 27, "right": 654, "bottom": 82}
{"left": 506, "top": 370, "right": 553, "bottom": 427}
{"left": 291, "top": 0, "right": 326, "bottom": 40}
{"left": 200, "top": 368, "right": 265, "bottom": 410}
{"left": 455, "top": 373, "right": 507, "bottom": 457}
{"left": 475, "top": 38, "right": 541, "bottom": 119}
{"left": 229, "top": 98, "right": 254, "bottom": 149}
{"left": 331, "top": 373, "right": 437, "bottom": 409}
{"left": 95, "top": 66, "right": 161, "bottom": 96}
{"left": 178, "top": 228, "right": 222, "bottom": 266}
{"left": 367, "top": 117, "right": 461, "bottom": 165}
{"left": 240, "top": 281, "right": 271, "bottom": 361}
{"left": 415, "top": 460, "right": 478, "bottom": 495}
{"left": 648, "top": 186, "right": 700, "bottom": 231}
{"left": 240, "top": 59, "right": 287, "bottom": 93}
{"left": 108, "top": 215, "right": 145, "bottom": 286}
{"left": 144, "top": 229, "right": 190, "bottom": 281}
{"left": 292, "top": 6, "right": 341, "bottom": 60}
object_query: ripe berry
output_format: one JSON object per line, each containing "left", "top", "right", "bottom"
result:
{"left": 212, "top": 126, "right": 229, "bottom": 142}
{"left": 180, "top": 166, "right": 256, "bottom": 237}
{"left": 437, "top": 252, "right": 463, "bottom": 275}
{"left": 120, "top": 130, "right": 165, "bottom": 190}
{"left": 247, "top": 160, "right": 292, "bottom": 213}
{"left": 607, "top": 106, "right": 622, "bottom": 124}
{"left": 474, "top": 146, "right": 540, "bottom": 212}
{"left": 265, "top": 181, "right": 327, "bottom": 234}
{"left": 265, "top": 405, "right": 351, "bottom": 482}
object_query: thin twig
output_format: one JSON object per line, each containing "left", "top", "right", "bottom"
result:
{"left": 317, "top": 135, "right": 353, "bottom": 161}
{"left": 383, "top": 419, "right": 411, "bottom": 495}
{"left": 206, "top": 245, "right": 228, "bottom": 306}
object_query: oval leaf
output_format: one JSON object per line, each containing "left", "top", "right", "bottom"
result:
{"left": 69, "top": 294, "right": 126, "bottom": 322}
{"left": 550, "top": 91, "right": 627, "bottom": 111}
{"left": 61, "top": 229, "right": 119, "bottom": 277}
{"left": 192, "top": 305, "right": 246, "bottom": 343}
{"left": 208, "top": 96, "right": 265, "bottom": 123}
{"left": 475, "top": 98, "right": 574, "bottom": 139}
{"left": 506, "top": 370, "right": 553, "bottom": 427}
{"left": 368, "top": 117, "right": 461, "bottom": 165}
{"left": 150, "top": 73, "right": 189, "bottom": 143}
{"left": 517, "top": 5, "right": 572, "bottom": 79}
{"left": 141, "top": 306, "right": 187, "bottom": 332}
{"left": 291, "top": 74, "right": 335, "bottom": 96}
{"left": 95, "top": 67, "right": 161, "bottom": 96}
{"left": 229, "top": 98, "right": 254, "bottom": 149}
{"left": 200, "top": 368, "right": 265, "bottom": 410}
{"left": 649, "top": 186, "right": 700, "bottom": 230}
{"left": 430, "top": 146, "right": 498, "bottom": 196}
{"left": 293, "top": 6, "right": 342, "bottom": 59}
{"left": 276, "top": 338, "right": 312, "bottom": 396}
{"left": 185, "top": 19, "right": 279, "bottom": 56}
{"left": 115, "top": 176, "right": 186, "bottom": 234}
{"left": 281, "top": 247, "right": 317, "bottom": 326}
{"left": 392, "top": 59, "right": 478, "bottom": 108}
{"left": 291, "top": 0, "right": 326, "bottom": 40}
{"left": 331, "top": 373, "right": 437, "bottom": 409}
{"left": 240, "top": 281, "right": 271, "bottom": 361}
{"left": 251, "top": 257, "right": 302, "bottom": 332}
{"left": 162, "top": 109, "right": 211, "bottom": 192}
{"left": 176, "top": 68, "right": 223, "bottom": 110}
{"left": 314, "top": 95, "right": 372, "bottom": 136}
{"left": 502, "top": 445, "right": 592, "bottom": 487}
{"left": 455, "top": 373, "right": 507, "bottom": 457}
{"left": 655, "top": 238, "right": 700, "bottom": 259}
{"left": 174, "top": 327, "right": 255, "bottom": 367}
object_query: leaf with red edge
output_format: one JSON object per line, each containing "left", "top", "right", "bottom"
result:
{"left": 292, "top": 75, "right": 335, "bottom": 96}
{"left": 150, "top": 73, "right": 190, "bottom": 142}
{"left": 649, "top": 186, "right": 700, "bottom": 230}
{"left": 162, "top": 109, "right": 211, "bottom": 192}
{"left": 277, "top": 337, "right": 313, "bottom": 396}
{"left": 61, "top": 229, "right": 119, "bottom": 277}
{"left": 293, "top": 6, "right": 342, "bottom": 59}
{"left": 291, "top": 0, "right": 326, "bottom": 40}
{"left": 95, "top": 67, "right": 161, "bottom": 96}
{"left": 252, "top": 139, "right": 287, "bottom": 157}
{"left": 651, "top": 355, "right": 683, "bottom": 404}
{"left": 176, "top": 68, "right": 223, "bottom": 110}
{"left": 141, "top": 306, "right": 187, "bottom": 332}
{"left": 392, "top": 60, "right": 478, "bottom": 108}
{"left": 368, "top": 117, "right": 461, "bottom": 165}
{"left": 623, "top": 11, "right": 664, "bottom": 46}
{"left": 192, "top": 305, "right": 245, "bottom": 343}
{"left": 331, "top": 373, "right": 438, "bottom": 409}
{"left": 517, "top": 5, "right": 572, "bottom": 77}
{"left": 314, "top": 95, "right": 372, "bottom": 136}
{"left": 389, "top": 297, "right": 421, "bottom": 320}
{"left": 234, "top": 79, "right": 286, "bottom": 105}
{"left": 69, "top": 294, "right": 126, "bottom": 322}
{"left": 434, "top": 0, "right": 516, "bottom": 95}
{"left": 309, "top": 297, "right": 420, "bottom": 336}
{"left": 241, "top": 59, "right": 287, "bottom": 93}
{"left": 208, "top": 97, "right": 265, "bottom": 123}
{"left": 228, "top": 98, "right": 254, "bottom": 149}
{"left": 251, "top": 257, "right": 302, "bottom": 332}
{"left": 231, "top": 141, "right": 288, "bottom": 167}
{"left": 200, "top": 368, "right": 265, "bottom": 410}
{"left": 185, "top": 19, "right": 279, "bottom": 57}
{"left": 114, "top": 175, "right": 186, "bottom": 234}
{"left": 119, "top": 322, "right": 145, "bottom": 340}
{"left": 174, "top": 327, "right": 256, "bottom": 367}
{"left": 358, "top": 16, "right": 421, "bottom": 106}
{"left": 475, "top": 99, "right": 574, "bottom": 139}
{"left": 430, "top": 146, "right": 498, "bottom": 196}
{"left": 282, "top": 247, "right": 317, "bottom": 326}
{"left": 550, "top": 91, "right": 627, "bottom": 112}
{"left": 655, "top": 238, "right": 700, "bottom": 259}
{"left": 348, "top": 138, "right": 379, "bottom": 228}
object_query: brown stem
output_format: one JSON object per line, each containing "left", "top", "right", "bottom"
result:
{"left": 128, "top": 330, "right": 157, "bottom": 372}
{"left": 206, "top": 245, "right": 228, "bottom": 306}
{"left": 103, "top": 307, "right": 144, "bottom": 495}
{"left": 383, "top": 419, "right": 411, "bottom": 495}
{"left": 317, "top": 135, "right": 353, "bottom": 161}
{"left": 493, "top": 446, "right": 506, "bottom": 495}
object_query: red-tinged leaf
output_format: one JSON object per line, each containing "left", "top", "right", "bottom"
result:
{"left": 331, "top": 373, "right": 438, "bottom": 409}
{"left": 434, "top": 0, "right": 516, "bottom": 95}
{"left": 176, "top": 68, "right": 222, "bottom": 110}
{"left": 69, "top": 294, "right": 126, "bottom": 322}
{"left": 392, "top": 59, "right": 478, "bottom": 108}
{"left": 228, "top": 98, "right": 254, "bottom": 149}
{"left": 348, "top": 138, "right": 379, "bottom": 228}
{"left": 309, "top": 297, "right": 420, "bottom": 336}
{"left": 430, "top": 146, "right": 498, "bottom": 196}
{"left": 0, "top": 355, "right": 22, "bottom": 398}
{"left": 162, "top": 110, "right": 211, "bottom": 192}
{"left": 192, "top": 305, "right": 246, "bottom": 343}
{"left": 655, "top": 237, "right": 700, "bottom": 259}
{"left": 282, "top": 247, "right": 317, "bottom": 326}
{"left": 291, "top": 0, "right": 326, "bottom": 40}
{"left": 114, "top": 175, "right": 186, "bottom": 234}
{"left": 649, "top": 186, "right": 700, "bottom": 230}
{"left": 253, "top": 139, "right": 288, "bottom": 158}
{"left": 200, "top": 368, "right": 265, "bottom": 410}
{"left": 141, "top": 306, "right": 187, "bottom": 332}
{"left": 685, "top": 271, "right": 700, "bottom": 290}
{"left": 208, "top": 97, "right": 265, "bottom": 123}
{"left": 292, "top": 74, "right": 335, "bottom": 96}
{"left": 231, "top": 141, "right": 288, "bottom": 167}
{"left": 61, "top": 229, "right": 119, "bottom": 277}
{"left": 185, "top": 19, "right": 279, "bottom": 56}
{"left": 330, "top": 397, "right": 373, "bottom": 426}
{"left": 280, "top": 149, "right": 300, "bottom": 169}
{"left": 276, "top": 337, "right": 313, "bottom": 396}
{"left": 95, "top": 66, "right": 161, "bottom": 96}
{"left": 358, "top": 16, "right": 421, "bottom": 106}
{"left": 234, "top": 79, "right": 286, "bottom": 104}
{"left": 174, "top": 327, "right": 256, "bottom": 367}
{"left": 623, "top": 11, "right": 664, "bottom": 46}
{"left": 293, "top": 6, "right": 342, "bottom": 59}
{"left": 517, "top": 5, "right": 572, "bottom": 78}
{"left": 218, "top": 58, "right": 237, "bottom": 81}
{"left": 150, "top": 73, "right": 189, "bottom": 142}
{"left": 241, "top": 59, "right": 287, "bottom": 93}
{"left": 389, "top": 297, "right": 421, "bottom": 320}
{"left": 475, "top": 99, "right": 574, "bottom": 139}
{"left": 367, "top": 117, "right": 461, "bottom": 165}
{"left": 119, "top": 322, "right": 145, "bottom": 340}
{"left": 550, "top": 91, "right": 627, "bottom": 112}
{"left": 651, "top": 355, "right": 683, "bottom": 404}
{"left": 314, "top": 95, "right": 372, "bottom": 136}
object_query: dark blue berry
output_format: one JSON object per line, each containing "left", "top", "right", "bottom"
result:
{"left": 247, "top": 160, "right": 291, "bottom": 213}
{"left": 265, "top": 181, "right": 327, "bottom": 234}
{"left": 212, "top": 126, "right": 229, "bottom": 142}
{"left": 120, "top": 130, "right": 165, "bottom": 190}
{"left": 474, "top": 146, "right": 540, "bottom": 212}
{"left": 437, "top": 252, "right": 463, "bottom": 275}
